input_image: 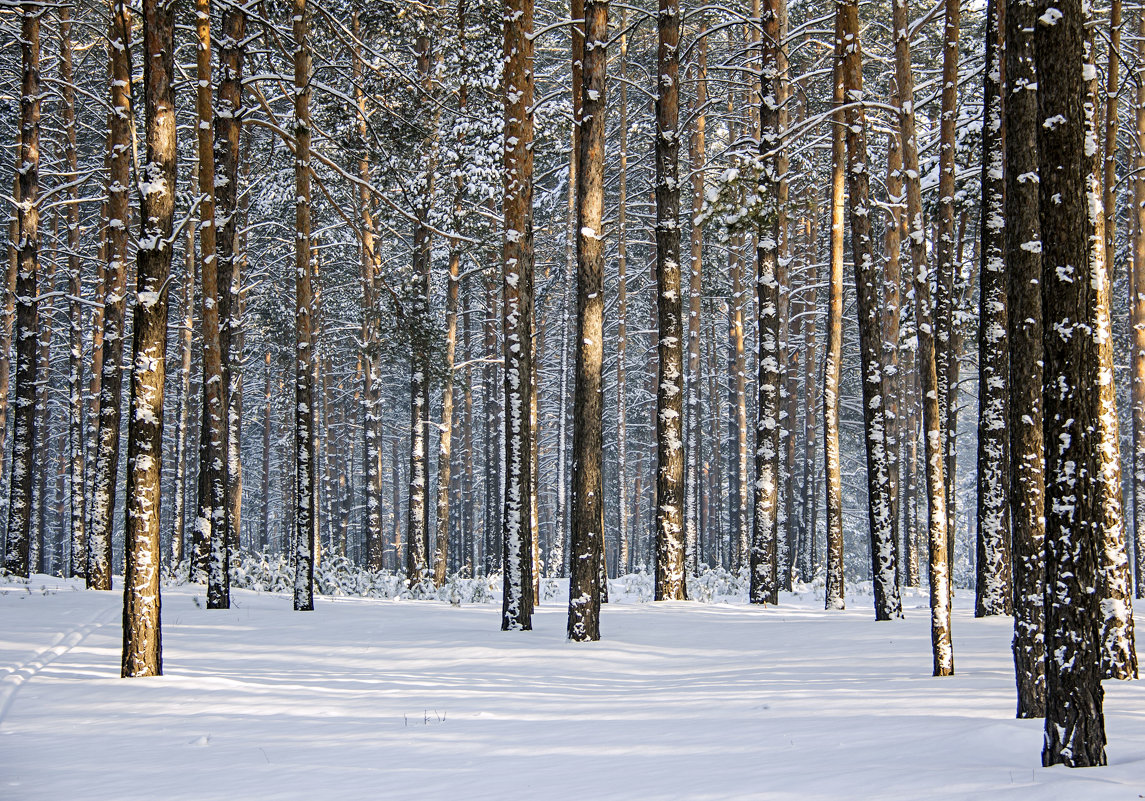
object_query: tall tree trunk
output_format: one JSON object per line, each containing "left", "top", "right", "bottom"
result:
{"left": 60, "top": 6, "right": 86, "bottom": 580}
{"left": 975, "top": 0, "right": 1011, "bottom": 618}
{"left": 1132, "top": 4, "right": 1145, "bottom": 604}
{"left": 261, "top": 352, "right": 271, "bottom": 551}
{"left": 352, "top": 12, "right": 384, "bottom": 572}
{"left": 1005, "top": 0, "right": 1046, "bottom": 717}
{"left": 1086, "top": 13, "right": 1137, "bottom": 680}
{"left": 654, "top": 0, "right": 685, "bottom": 601}
{"left": 823, "top": 25, "right": 846, "bottom": 611}
{"left": 170, "top": 176, "right": 196, "bottom": 568}
{"left": 1036, "top": 0, "right": 1106, "bottom": 765}
{"left": 501, "top": 0, "right": 536, "bottom": 630}
{"left": 88, "top": 0, "right": 133, "bottom": 591}
{"left": 894, "top": 0, "right": 952, "bottom": 673}
{"left": 292, "top": 0, "right": 316, "bottom": 612}
{"left": 750, "top": 0, "right": 782, "bottom": 605}
{"left": 407, "top": 34, "right": 435, "bottom": 585}
{"left": 568, "top": 0, "right": 608, "bottom": 642}
{"left": 685, "top": 18, "right": 707, "bottom": 575}
{"left": 839, "top": 0, "right": 900, "bottom": 619}
{"left": 196, "top": 0, "right": 229, "bottom": 610}
{"left": 216, "top": 0, "right": 247, "bottom": 562}
{"left": 121, "top": 0, "right": 175, "bottom": 677}
{"left": 615, "top": 11, "right": 630, "bottom": 579}
{"left": 4, "top": 2, "right": 39, "bottom": 579}
{"left": 936, "top": 0, "right": 960, "bottom": 580}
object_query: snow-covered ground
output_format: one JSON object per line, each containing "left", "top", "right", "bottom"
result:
{"left": 2, "top": 576, "right": 1142, "bottom": 800}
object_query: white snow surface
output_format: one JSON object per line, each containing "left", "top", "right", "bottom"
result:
{"left": 2, "top": 575, "right": 1143, "bottom": 800}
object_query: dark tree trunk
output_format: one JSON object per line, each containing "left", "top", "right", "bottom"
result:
{"left": 88, "top": 0, "right": 133, "bottom": 591}
{"left": 1004, "top": 0, "right": 1046, "bottom": 717}
{"left": 3, "top": 2, "right": 41, "bottom": 579}
{"left": 501, "top": 0, "right": 536, "bottom": 630}
{"left": 975, "top": 0, "right": 1011, "bottom": 618}
{"left": 838, "top": 0, "right": 900, "bottom": 619}
{"left": 1036, "top": 0, "right": 1107, "bottom": 766}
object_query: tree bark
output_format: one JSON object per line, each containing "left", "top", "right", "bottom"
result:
{"left": 88, "top": 0, "right": 133, "bottom": 591}
{"left": 654, "top": 0, "right": 685, "bottom": 601}
{"left": 839, "top": 0, "right": 900, "bottom": 619}
{"left": 823, "top": 23, "right": 846, "bottom": 611}
{"left": 1085, "top": 13, "right": 1136, "bottom": 681}
{"left": 750, "top": 0, "right": 782, "bottom": 605}
{"left": 196, "top": 0, "right": 229, "bottom": 610}
{"left": 1036, "top": 0, "right": 1107, "bottom": 765}
{"left": 568, "top": 0, "right": 608, "bottom": 642}
{"left": 894, "top": 0, "right": 951, "bottom": 672}
{"left": 121, "top": 0, "right": 176, "bottom": 677}
{"left": 936, "top": 0, "right": 960, "bottom": 579}
{"left": 502, "top": 0, "right": 536, "bottom": 630}
{"left": 1132, "top": 4, "right": 1145, "bottom": 605}
{"left": 292, "top": 0, "right": 316, "bottom": 612}
{"left": 60, "top": 5, "right": 86, "bottom": 580}
{"left": 3, "top": 2, "right": 40, "bottom": 579}
{"left": 975, "top": 0, "right": 1011, "bottom": 618}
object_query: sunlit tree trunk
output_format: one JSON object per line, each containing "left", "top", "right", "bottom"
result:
{"left": 1132, "top": 4, "right": 1145, "bottom": 604}
{"left": 823, "top": 24, "right": 845, "bottom": 611}
{"left": 1085, "top": 11, "right": 1137, "bottom": 680}
{"left": 893, "top": 0, "right": 951, "bottom": 672}
{"left": 121, "top": 0, "right": 176, "bottom": 677}
{"left": 654, "top": 0, "right": 685, "bottom": 601}
{"left": 568, "top": 0, "right": 608, "bottom": 642}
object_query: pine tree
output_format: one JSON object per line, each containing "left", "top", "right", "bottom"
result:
{"left": 1036, "top": 0, "right": 1107, "bottom": 765}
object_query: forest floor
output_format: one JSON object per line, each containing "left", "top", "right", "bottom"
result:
{"left": 1, "top": 576, "right": 1143, "bottom": 800}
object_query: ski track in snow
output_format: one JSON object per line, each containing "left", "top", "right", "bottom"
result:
{"left": 1, "top": 576, "right": 1143, "bottom": 800}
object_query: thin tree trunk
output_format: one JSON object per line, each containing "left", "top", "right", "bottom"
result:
{"left": 501, "top": 0, "right": 536, "bottom": 630}
{"left": 292, "top": 0, "right": 316, "bottom": 611}
{"left": 1086, "top": 13, "right": 1137, "bottom": 680}
{"left": 654, "top": 0, "right": 685, "bottom": 601}
{"left": 216, "top": 0, "right": 246, "bottom": 562}
{"left": 60, "top": 6, "right": 86, "bottom": 579}
{"left": 974, "top": 0, "right": 1011, "bottom": 618}
{"left": 1132, "top": 4, "right": 1145, "bottom": 604}
{"left": 121, "top": 0, "right": 175, "bottom": 677}
{"left": 615, "top": 12, "right": 630, "bottom": 579}
{"left": 894, "top": 0, "right": 951, "bottom": 673}
{"left": 5, "top": 3, "right": 40, "bottom": 579}
{"left": 87, "top": 0, "right": 133, "bottom": 590}
{"left": 407, "top": 34, "right": 435, "bottom": 585}
{"left": 839, "top": 0, "right": 900, "bottom": 619}
{"left": 1036, "top": 0, "right": 1106, "bottom": 764}
{"left": 170, "top": 175, "right": 195, "bottom": 568}
{"left": 685, "top": 18, "right": 707, "bottom": 575}
{"left": 196, "top": 0, "right": 229, "bottom": 610}
{"left": 936, "top": 0, "right": 960, "bottom": 580}
{"left": 823, "top": 26, "right": 846, "bottom": 611}
{"left": 750, "top": 0, "right": 782, "bottom": 605}
{"left": 568, "top": 0, "right": 608, "bottom": 642}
